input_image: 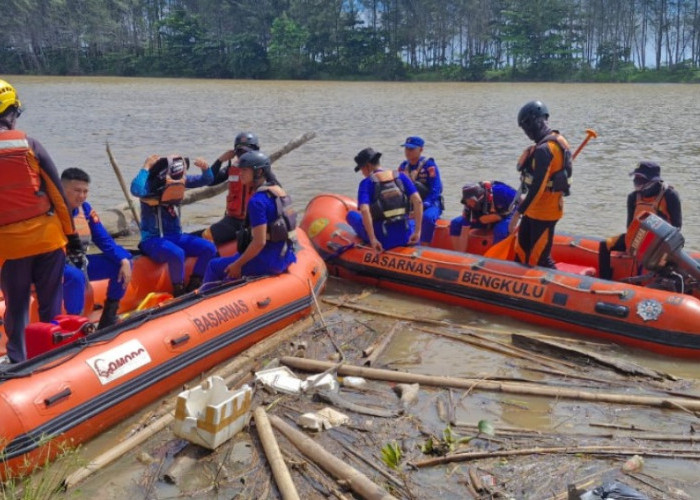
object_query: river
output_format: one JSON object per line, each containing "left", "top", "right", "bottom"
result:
{"left": 10, "top": 76, "right": 700, "bottom": 243}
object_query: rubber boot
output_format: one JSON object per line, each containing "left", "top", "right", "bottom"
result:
{"left": 186, "top": 274, "right": 203, "bottom": 293}
{"left": 598, "top": 241, "right": 613, "bottom": 280}
{"left": 172, "top": 282, "right": 186, "bottom": 297}
{"left": 97, "top": 298, "right": 121, "bottom": 330}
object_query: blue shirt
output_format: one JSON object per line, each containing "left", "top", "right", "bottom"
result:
{"left": 398, "top": 156, "right": 443, "bottom": 209}
{"left": 130, "top": 167, "right": 213, "bottom": 240}
{"left": 74, "top": 201, "right": 131, "bottom": 264}
{"left": 244, "top": 191, "right": 296, "bottom": 275}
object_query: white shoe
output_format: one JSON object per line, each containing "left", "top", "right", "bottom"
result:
{"left": 0, "top": 355, "right": 10, "bottom": 365}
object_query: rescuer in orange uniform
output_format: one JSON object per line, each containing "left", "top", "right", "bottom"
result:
{"left": 509, "top": 100, "right": 572, "bottom": 268}
{"left": 0, "top": 79, "right": 84, "bottom": 363}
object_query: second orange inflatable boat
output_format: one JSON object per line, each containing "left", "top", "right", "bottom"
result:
{"left": 301, "top": 194, "right": 700, "bottom": 359}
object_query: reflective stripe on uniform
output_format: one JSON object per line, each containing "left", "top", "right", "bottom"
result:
{"left": 383, "top": 208, "right": 406, "bottom": 219}
{"left": 0, "top": 139, "right": 29, "bottom": 150}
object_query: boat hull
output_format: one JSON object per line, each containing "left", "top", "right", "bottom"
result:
{"left": 0, "top": 230, "right": 326, "bottom": 478}
{"left": 300, "top": 193, "right": 700, "bottom": 358}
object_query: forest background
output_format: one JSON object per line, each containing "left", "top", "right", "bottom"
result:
{"left": 3, "top": 0, "right": 700, "bottom": 82}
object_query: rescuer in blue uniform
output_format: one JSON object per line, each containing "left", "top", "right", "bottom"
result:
{"left": 450, "top": 181, "right": 517, "bottom": 250}
{"left": 347, "top": 147, "right": 423, "bottom": 252}
{"left": 130, "top": 154, "right": 216, "bottom": 296}
{"left": 203, "top": 151, "right": 296, "bottom": 283}
{"left": 397, "top": 136, "right": 443, "bottom": 245}
{"left": 61, "top": 168, "right": 133, "bottom": 328}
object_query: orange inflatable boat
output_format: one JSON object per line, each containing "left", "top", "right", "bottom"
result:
{"left": 301, "top": 194, "right": 700, "bottom": 358}
{"left": 0, "top": 230, "right": 326, "bottom": 479}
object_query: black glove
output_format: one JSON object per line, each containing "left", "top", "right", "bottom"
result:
{"left": 66, "top": 233, "right": 86, "bottom": 270}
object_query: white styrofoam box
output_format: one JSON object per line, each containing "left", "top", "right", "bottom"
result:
{"left": 172, "top": 376, "right": 253, "bottom": 450}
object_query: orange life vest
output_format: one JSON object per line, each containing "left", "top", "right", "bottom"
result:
{"left": 225, "top": 162, "right": 253, "bottom": 218}
{"left": 625, "top": 184, "right": 671, "bottom": 249}
{"left": 73, "top": 205, "right": 93, "bottom": 251}
{"left": 0, "top": 129, "right": 52, "bottom": 226}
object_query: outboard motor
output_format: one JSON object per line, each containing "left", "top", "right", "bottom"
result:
{"left": 627, "top": 212, "right": 700, "bottom": 293}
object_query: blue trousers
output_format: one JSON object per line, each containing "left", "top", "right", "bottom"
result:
{"left": 63, "top": 254, "right": 130, "bottom": 315}
{"left": 204, "top": 248, "right": 295, "bottom": 284}
{"left": 1, "top": 248, "right": 65, "bottom": 363}
{"left": 346, "top": 211, "right": 415, "bottom": 250}
{"left": 449, "top": 215, "right": 513, "bottom": 244}
{"left": 420, "top": 205, "right": 442, "bottom": 244}
{"left": 140, "top": 233, "right": 217, "bottom": 285}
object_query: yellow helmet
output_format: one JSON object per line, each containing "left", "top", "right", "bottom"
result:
{"left": 0, "top": 80, "right": 21, "bottom": 114}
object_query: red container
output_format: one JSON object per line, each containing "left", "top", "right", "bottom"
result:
{"left": 25, "top": 314, "right": 91, "bottom": 359}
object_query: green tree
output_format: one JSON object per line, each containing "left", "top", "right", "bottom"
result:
{"left": 268, "top": 12, "right": 310, "bottom": 78}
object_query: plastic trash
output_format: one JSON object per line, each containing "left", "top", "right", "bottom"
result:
{"left": 621, "top": 454, "right": 644, "bottom": 473}
{"left": 302, "top": 372, "right": 339, "bottom": 393}
{"left": 341, "top": 376, "right": 367, "bottom": 389}
{"left": 297, "top": 407, "right": 349, "bottom": 431}
{"left": 255, "top": 366, "right": 303, "bottom": 394}
{"left": 172, "top": 376, "right": 252, "bottom": 450}
{"left": 578, "top": 481, "right": 649, "bottom": 500}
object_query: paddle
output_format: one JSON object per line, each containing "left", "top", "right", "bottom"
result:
{"left": 484, "top": 129, "right": 598, "bottom": 260}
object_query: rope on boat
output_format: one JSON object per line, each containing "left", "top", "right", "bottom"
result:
{"left": 327, "top": 230, "right": 629, "bottom": 298}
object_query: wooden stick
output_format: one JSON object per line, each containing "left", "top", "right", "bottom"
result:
{"left": 181, "top": 131, "right": 316, "bottom": 205}
{"left": 412, "top": 445, "right": 700, "bottom": 468}
{"left": 106, "top": 141, "right": 140, "bottom": 227}
{"left": 268, "top": 414, "right": 397, "bottom": 500}
{"left": 254, "top": 407, "right": 300, "bottom": 500}
{"left": 280, "top": 356, "right": 700, "bottom": 412}
{"left": 364, "top": 322, "right": 401, "bottom": 366}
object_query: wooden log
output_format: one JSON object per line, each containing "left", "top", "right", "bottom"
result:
{"left": 181, "top": 131, "right": 316, "bottom": 205}
{"left": 106, "top": 142, "right": 141, "bottom": 227}
{"left": 254, "top": 407, "right": 300, "bottom": 500}
{"left": 412, "top": 445, "right": 700, "bottom": 468}
{"left": 268, "top": 414, "right": 397, "bottom": 500}
{"left": 280, "top": 356, "right": 700, "bottom": 412}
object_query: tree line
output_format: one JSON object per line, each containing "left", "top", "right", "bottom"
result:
{"left": 3, "top": 0, "right": 700, "bottom": 82}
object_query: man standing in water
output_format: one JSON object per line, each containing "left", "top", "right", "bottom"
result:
{"left": 509, "top": 101, "right": 572, "bottom": 268}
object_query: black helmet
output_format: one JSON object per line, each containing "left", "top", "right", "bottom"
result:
{"left": 234, "top": 132, "right": 260, "bottom": 152}
{"left": 461, "top": 182, "right": 485, "bottom": 204}
{"left": 238, "top": 150, "right": 270, "bottom": 171}
{"left": 517, "top": 101, "right": 549, "bottom": 128}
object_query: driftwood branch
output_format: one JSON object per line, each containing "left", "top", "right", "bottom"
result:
{"left": 411, "top": 445, "right": 700, "bottom": 468}
{"left": 511, "top": 334, "right": 677, "bottom": 381}
{"left": 106, "top": 141, "right": 140, "bottom": 226}
{"left": 181, "top": 131, "right": 316, "bottom": 205}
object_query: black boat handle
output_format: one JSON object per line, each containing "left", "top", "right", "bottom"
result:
{"left": 257, "top": 297, "right": 271, "bottom": 308}
{"left": 44, "top": 388, "right": 72, "bottom": 407}
{"left": 170, "top": 334, "right": 190, "bottom": 347}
